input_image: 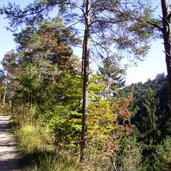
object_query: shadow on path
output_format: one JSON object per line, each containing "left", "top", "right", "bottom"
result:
{"left": 0, "top": 158, "right": 21, "bottom": 171}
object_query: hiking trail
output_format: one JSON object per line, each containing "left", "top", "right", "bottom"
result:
{"left": 0, "top": 116, "right": 21, "bottom": 171}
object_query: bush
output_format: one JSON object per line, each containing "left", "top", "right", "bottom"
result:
{"left": 114, "top": 135, "right": 143, "bottom": 171}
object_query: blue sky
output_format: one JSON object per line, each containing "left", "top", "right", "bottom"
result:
{"left": 0, "top": 0, "right": 167, "bottom": 85}
{"left": 125, "top": 39, "right": 166, "bottom": 85}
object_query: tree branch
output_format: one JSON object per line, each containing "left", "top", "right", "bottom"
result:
{"left": 147, "top": 21, "right": 163, "bottom": 31}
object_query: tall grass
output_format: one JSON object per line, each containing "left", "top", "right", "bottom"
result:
{"left": 14, "top": 123, "right": 81, "bottom": 171}
{"left": 24, "top": 153, "right": 81, "bottom": 171}
{"left": 15, "top": 124, "right": 54, "bottom": 153}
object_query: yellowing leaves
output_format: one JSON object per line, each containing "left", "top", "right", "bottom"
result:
{"left": 88, "top": 100, "right": 116, "bottom": 138}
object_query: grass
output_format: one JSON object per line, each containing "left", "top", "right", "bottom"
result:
{"left": 23, "top": 152, "right": 81, "bottom": 171}
{"left": 14, "top": 123, "right": 81, "bottom": 171}
{"left": 15, "top": 124, "right": 54, "bottom": 153}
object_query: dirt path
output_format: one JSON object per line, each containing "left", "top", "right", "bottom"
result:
{"left": 0, "top": 116, "right": 21, "bottom": 171}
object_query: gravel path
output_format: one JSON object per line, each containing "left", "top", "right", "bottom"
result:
{"left": 0, "top": 116, "right": 21, "bottom": 171}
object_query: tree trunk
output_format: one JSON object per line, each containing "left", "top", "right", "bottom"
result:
{"left": 80, "top": 0, "right": 91, "bottom": 163}
{"left": 2, "top": 74, "right": 8, "bottom": 110}
{"left": 2, "top": 86, "right": 6, "bottom": 108}
{"left": 161, "top": 0, "right": 171, "bottom": 113}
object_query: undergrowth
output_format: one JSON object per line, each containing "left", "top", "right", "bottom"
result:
{"left": 14, "top": 121, "right": 81, "bottom": 171}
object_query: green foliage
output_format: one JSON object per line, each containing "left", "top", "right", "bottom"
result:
{"left": 121, "top": 74, "right": 171, "bottom": 170}
{"left": 89, "top": 74, "right": 106, "bottom": 100}
{"left": 122, "top": 74, "right": 170, "bottom": 142}
{"left": 155, "top": 136, "right": 171, "bottom": 170}
{"left": 114, "top": 134, "right": 142, "bottom": 171}
{"left": 141, "top": 136, "right": 171, "bottom": 171}
{"left": 138, "top": 90, "right": 161, "bottom": 145}
{"left": 47, "top": 105, "right": 81, "bottom": 150}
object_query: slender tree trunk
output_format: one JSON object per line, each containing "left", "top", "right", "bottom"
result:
{"left": 161, "top": 0, "right": 171, "bottom": 113}
{"left": 2, "top": 86, "right": 6, "bottom": 108}
{"left": 80, "top": 0, "right": 91, "bottom": 162}
{"left": 82, "top": 37, "right": 85, "bottom": 73}
{"left": 2, "top": 74, "right": 8, "bottom": 109}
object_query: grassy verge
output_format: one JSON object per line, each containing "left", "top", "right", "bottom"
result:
{"left": 13, "top": 122, "right": 81, "bottom": 171}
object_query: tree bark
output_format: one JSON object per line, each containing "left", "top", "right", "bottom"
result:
{"left": 80, "top": 0, "right": 91, "bottom": 163}
{"left": 2, "top": 86, "right": 6, "bottom": 108}
{"left": 2, "top": 74, "right": 8, "bottom": 110}
{"left": 161, "top": 0, "right": 171, "bottom": 113}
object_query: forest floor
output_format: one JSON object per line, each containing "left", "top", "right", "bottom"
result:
{"left": 0, "top": 115, "right": 21, "bottom": 171}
